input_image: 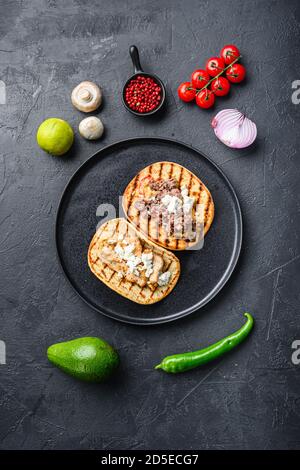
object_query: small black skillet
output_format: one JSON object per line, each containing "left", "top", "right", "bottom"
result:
{"left": 122, "top": 45, "right": 166, "bottom": 116}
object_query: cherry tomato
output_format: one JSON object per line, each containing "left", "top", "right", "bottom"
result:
{"left": 220, "top": 45, "right": 240, "bottom": 65}
{"left": 177, "top": 82, "right": 196, "bottom": 102}
{"left": 191, "top": 69, "right": 210, "bottom": 90}
{"left": 196, "top": 89, "right": 215, "bottom": 109}
{"left": 226, "top": 63, "right": 246, "bottom": 83}
{"left": 206, "top": 57, "right": 225, "bottom": 77}
{"left": 211, "top": 77, "right": 231, "bottom": 96}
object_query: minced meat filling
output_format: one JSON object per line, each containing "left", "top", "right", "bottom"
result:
{"left": 149, "top": 178, "right": 179, "bottom": 192}
{"left": 134, "top": 178, "right": 196, "bottom": 240}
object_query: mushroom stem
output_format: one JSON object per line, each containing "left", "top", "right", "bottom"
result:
{"left": 71, "top": 81, "right": 102, "bottom": 112}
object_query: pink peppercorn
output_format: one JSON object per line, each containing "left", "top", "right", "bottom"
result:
{"left": 125, "top": 75, "right": 162, "bottom": 113}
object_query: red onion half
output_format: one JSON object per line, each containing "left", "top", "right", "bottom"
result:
{"left": 211, "top": 109, "right": 257, "bottom": 149}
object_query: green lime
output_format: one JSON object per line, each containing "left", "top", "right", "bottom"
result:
{"left": 37, "top": 118, "right": 74, "bottom": 156}
{"left": 47, "top": 337, "right": 119, "bottom": 383}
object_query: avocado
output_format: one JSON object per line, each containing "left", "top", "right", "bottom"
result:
{"left": 47, "top": 337, "right": 119, "bottom": 383}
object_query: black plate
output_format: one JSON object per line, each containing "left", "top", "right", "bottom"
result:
{"left": 56, "top": 137, "right": 242, "bottom": 325}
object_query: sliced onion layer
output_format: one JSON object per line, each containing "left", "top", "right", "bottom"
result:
{"left": 211, "top": 109, "right": 257, "bottom": 149}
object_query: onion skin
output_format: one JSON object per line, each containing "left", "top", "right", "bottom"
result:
{"left": 211, "top": 109, "right": 257, "bottom": 149}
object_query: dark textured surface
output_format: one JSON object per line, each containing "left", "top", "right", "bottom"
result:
{"left": 56, "top": 138, "right": 242, "bottom": 324}
{"left": 0, "top": 0, "right": 300, "bottom": 450}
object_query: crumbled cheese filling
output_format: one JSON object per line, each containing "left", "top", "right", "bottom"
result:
{"left": 161, "top": 188, "right": 195, "bottom": 215}
{"left": 114, "top": 243, "right": 141, "bottom": 275}
{"left": 158, "top": 271, "right": 171, "bottom": 286}
{"left": 114, "top": 244, "right": 154, "bottom": 278}
{"left": 141, "top": 252, "right": 154, "bottom": 278}
{"left": 113, "top": 242, "right": 171, "bottom": 286}
{"left": 181, "top": 187, "right": 195, "bottom": 214}
{"left": 123, "top": 244, "right": 136, "bottom": 258}
{"left": 161, "top": 194, "right": 182, "bottom": 214}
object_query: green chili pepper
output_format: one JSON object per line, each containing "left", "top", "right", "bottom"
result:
{"left": 155, "top": 313, "right": 254, "bottom": 374}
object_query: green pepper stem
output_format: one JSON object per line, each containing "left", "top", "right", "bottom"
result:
{"left": 154, "top": 364, "right": 162, "bottom": 370}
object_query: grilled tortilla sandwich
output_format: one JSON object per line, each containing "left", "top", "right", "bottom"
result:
{"left": 122, "top": 161, "right": 214, "bottom": 250}
{"left": 88, "top": 218, "right": 180, "bottom": 305}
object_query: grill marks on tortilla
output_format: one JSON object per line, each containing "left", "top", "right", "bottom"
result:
{"left": 98, "top": 218, "right": 121, "bottom": 284}
{"left": 127, "top": 175, "right": 139, "bottom": 210}
{"left": 168, "top": 163, "right": 175, "bottom": 249}
{"left": 204, "top": 194, "right": 211, "bottom": 229}
{"left": 89, "top": 218, "right": 180, "bottom": 304}
{"left": 123, "top": 161, "right": 214, "bottom": 251}
{"left": 197, "top": 182, "right": 212, "bottom": 232}
{"left": 146, "top": 164, "right": 153, "bottom": 243}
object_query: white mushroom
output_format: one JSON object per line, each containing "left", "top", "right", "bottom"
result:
{"left": 79, "top": 116, "right": 104, "bottom": 140}
{"left": 71, "top": 81, "right": 102, "bottom": 112}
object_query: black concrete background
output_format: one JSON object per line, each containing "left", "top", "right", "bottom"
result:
{"left": 0, "top": 0, "right": 299, "bottom": 450}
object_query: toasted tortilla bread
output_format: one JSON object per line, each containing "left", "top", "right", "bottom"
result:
{"left": 88, "top": 218, "right": 180, "bottom": 305}
{"left": 122, "top": 161, "right": 214, "bottom": 250}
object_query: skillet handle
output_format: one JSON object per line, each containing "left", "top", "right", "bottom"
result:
{"left": 129, "top": 45, "right": 143, "bottom": 74}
